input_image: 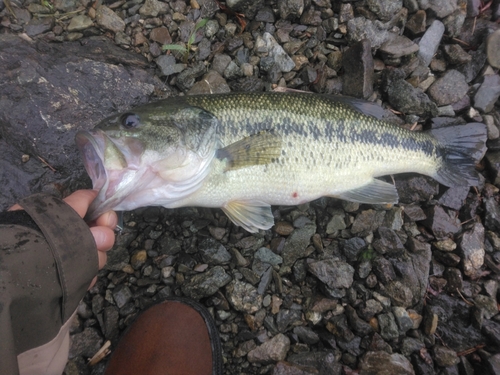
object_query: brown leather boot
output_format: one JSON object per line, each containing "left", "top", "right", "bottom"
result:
{"left": 104, "top": 297, "right": 223, "bottom": 375}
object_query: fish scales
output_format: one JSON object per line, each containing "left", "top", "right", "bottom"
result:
{"left": 173, "top": 92, "right": 438, "bottom": 207}
{"left": 77, "top": 92, "right": 487, "bottom": 232}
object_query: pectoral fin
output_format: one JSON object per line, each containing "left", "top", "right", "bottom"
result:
{"left": 222, "top": 200, "right": 274, "bottom": 233}
{"left": 334, "top": 179, "right": 399, "bottom": 204}
{"left": 216, "top": 131, "right": 282, "bottom": 171}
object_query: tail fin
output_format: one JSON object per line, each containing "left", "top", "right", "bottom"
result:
{"left": 430, "top": 123, "right": 487, "bottom": 187}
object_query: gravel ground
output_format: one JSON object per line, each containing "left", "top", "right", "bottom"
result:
{"left": 1, "top": 0, "right": 500, "bottom": 374}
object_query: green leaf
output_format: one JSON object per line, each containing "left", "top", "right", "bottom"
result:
{"left": 195, "top": 18, "right": 208, "bottom": 32}
{"left": 162, "top": 44, "right": 188, "bottom": 52}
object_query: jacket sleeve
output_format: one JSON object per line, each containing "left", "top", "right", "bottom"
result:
{"left": 0, "top": 193, "right": 99, "bottom": 375}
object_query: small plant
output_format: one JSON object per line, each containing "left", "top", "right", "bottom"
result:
{"left": 162, "top": 18, "right": 208, "bottom": 64}
{"left": 359, "top": 246, "right": 376, "bottom": 262}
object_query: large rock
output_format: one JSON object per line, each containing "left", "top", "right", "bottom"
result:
{"left": 0, "top": 34, "right": 161, "bottom": 210}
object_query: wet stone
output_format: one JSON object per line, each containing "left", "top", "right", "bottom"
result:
{"left": 112, "top": 285, "right": 132, "bottom": 308}
{"left": 418, "top": 20, "right": 445, "bottom": 67}
{"left": 307, "top": 258, "right": 354, "bottom": 289}
{"left": 392, "top": 307, "right": 413, "bottom": 333}
{"left": 247, "top": 333, "right": 290, "bottom": 364}
{"left": 198, "top": 238, "right": 231, "bottom": 265}
{"left": 474, "top": 74, "right": 500, "bottom": 113}
{"left": 351, "top": 209, "right": 386, "bottom": 235}
{"left": 474, "top": 294, "right": 498, "bottom": 319}
{"left": 343, "top": 237, "right": 367, "bottom": 262}
{"left": 458, "top": 223, "right": 485, "bottom": 277}
{"left": 96, "top": 6, "right": 125, "bottom": 33}
{"left": 422, "top": 205, "right": 461, "bottom": 239}
{"left": 372, "top": 227, "right": 405, "bottom": 255}
{"left": 69, "top": 327, "right": 103, "bottom": 359}
{"left": 276, "top": 309, "right": 302, "bottom": 332}
{"left": 428, "top": 70, "right": 468, "bottom": 106}
{"left": 278, "top": 0, "right": 304, "bottom": 20}
{"left": 226, "top": 280, "right": 263, "bottom": 313}
{"left": 443, "top": 44, "right": 472, "bottom": 65}
{"left": 487, "top": 29, "right": 500, "bottom": 69}
{"left": 181, "top": 266, "right": 231, "bottom": 300}
{"left": 282, "top": 223, "right": 316, "bottom": 267}
{"left": 188, "top": 70, "right": 230, "bottom": 95}
{"left": 293, "top": 326, "right": 319, "bottom": 345}
{"left": 359, "top": 351, "right": 415, "bottom": 375}
{"left": 24, "top": 17, "right": 54, "bottom": 37}
{"left": 433, "top": 346, "right": 459, "bottom": 367}
{"left": 438, "top": 186, "right": 470, "bottom": 211}
{"left": 342, "top": 39, "right": 374, "bottom": 99}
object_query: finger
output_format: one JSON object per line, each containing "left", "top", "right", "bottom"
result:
{"left": 64, "top": 190, "right": 98, "bottom": 218}
{"left": 98, "top": 250, "right": 107, "bottom": 270}
{"left": 90, "top": 226, "right": 115, "bottom": 252}
{"left": 95, "top": 210, "right": 118, "bottom": 230}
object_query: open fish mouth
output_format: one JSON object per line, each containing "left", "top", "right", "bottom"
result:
{"left": 75, "top": 130, "right": 108, "bottom": 191}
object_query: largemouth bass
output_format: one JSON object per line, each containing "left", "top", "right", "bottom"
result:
{"left": 76, "top": 92, "right": 486, "bottom": 233}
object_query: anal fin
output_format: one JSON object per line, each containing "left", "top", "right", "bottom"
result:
{"left": 334, "top": 179, "right": 399, "bottom": 204}
{"left": 222, "top": 200, "right": 274, "bottom": 233}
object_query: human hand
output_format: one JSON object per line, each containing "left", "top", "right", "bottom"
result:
{"left": 10, "top": 190, "right": 117, "bottom": 274}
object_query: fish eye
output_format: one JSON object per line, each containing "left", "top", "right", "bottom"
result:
{"left": 121, "top": 113, "right": 141, "bottom": 129}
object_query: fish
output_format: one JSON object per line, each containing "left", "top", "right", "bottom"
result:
{"left": 75, "top": 92, "right": 487, "bottom": 233}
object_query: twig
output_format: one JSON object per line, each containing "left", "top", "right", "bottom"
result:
{"left": 457, "top": 344, "right": 486, "bottom": 357}
{"left": 456, "top": 288, "right": 475, "bottom": 306}
{"left": 410, "top": 122, "right": 418, "bottom": 131}
{"left": 37, "top": 156, "right": 57, "bottom": 172}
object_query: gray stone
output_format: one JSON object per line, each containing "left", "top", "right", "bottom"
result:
{"left": 438, "top": 186, "right": 470, "bottom": 210}
{"left": 379, "top": 35, "right": 419, "bottom": 59}
{"left": 176, "top": 61, "right": 206, "bottom": 91}
{"left": 433, "top": 345, "right": 459, "bottom": 367}
{"left": 95, "top": 6, "right": 125, "bottom": 33}
{"left": 406, "top": 10, "right": 426, "bottom": 35}
{"left": 486, "top": 353, "right": 500, "bottom": 375}
{"left": 226, "top": 0, "right": 264, "bottom": 19}
{"left": 351, "top": 209, "right": 386, "bottom": 235}
{"left": 279, "top": 0, "right": 304, "bottom": 20}
{"left": 69, "top": 327, "right": 103, "bottom": 359}
{"left": 248, "top": 333, "right": 290, "bottom": 363}
{"left": 223, "top": 61, "right": 242, "bottom": 80}
{"left": 293, "top": 326, "right": 320, "bottom": 345}
{"left": 226, "top": 280, "right": 263, "bottom": 313}
{"left": 307, "top": 258, "right": 355, "bottom": 289}
{"left": 485, "top": 197, "right": 500, "bottom": 231}
{"left": 474, "top": 74, "right": 500, "bottom": 113}
{"left": 181, "top": 266, "right": 232, "bottom": 299}
{"left": 199, "top": 238, "right": 232, "bottom": 265}
{"left": 428, "top": 70, "right": 468, "bottom": 106}
{"left": 346, "top": 17, "right": 395, "bottom": 50}
{"left": 474, "top": 294, "right": 498, "bottom": 319}
{"left": 443, "top": 9, "right": 466, "bottom": 37}
{"left": 67, "top": 15, "right": 93, "bottom": 32}
{"left": 401, "top": 337, "right": 425, "bottom": 357}
{"left": 392, "top": 307, "right": 413, "bottom": 333}
{"left": 155, "top": 54, "right": 186, "bottom": 76}
{"left": 343, "top": 237, "right": 367, "bottom": 262}
{"left": 359, "top": 351, "right": 415, "bottom": 375}
{"left": 372, "top": 227, "right": 405, "bottom": 255}
{"left": 112, "top": 285, "right": 132, "bottom": 308}
{"left": 139, "top": 0, "right": 168, "bottom": 17}
{"left": 263, "top": 32, "right": 295, "bottom": 73}
{"left": 272, "top": 361, "right": 318, "bottom": 375}
{"left": 212, "top": 54, "right": 232, "bottom": 75}
{"left": 25, "top": 17, "right": 54, "bottom": 37}
{"left": 386, "top": 78, "right": 438, "bottom": 116}
{"left": 282, "top": 223, "right": 316, "bottom": 267}
{"left": 418, "top": 20, "right": 445, "bottom": 66}
{"left": 326, "top": 209, "right": 347, "bottom": 234}
{"left": 458, "top": 223, "right": 485, "bottom": 277}
{"left": 342, "top": 39, "right": 374, "bottom": 99}
{"left": 378, "top": 313, "right": 399, "bottom": 340}
{"left": 187, "top": 70, "right": 231, "bottom": 95}
{"left": 255, "top": 247, "right": 283, "bottom": 266}
{"left": 420, "top": 0, "right": 458, "bottom": 18}
{"left": 385, "top": 280, "right": 414, "bottom": 308}
{"left": 276, "top": 309, "right": 302, "bottom": 332}
{"left": 443, "top": 44, "right": 472, "bottom": 65}
{"left": 423, "top": 205, "right": 461, "bottom": 239}
{"left": 366, "top": 0, "right": 403, "bottom": 21}
{"left": 487, "top": 29, "right": 500, "bottom": 69}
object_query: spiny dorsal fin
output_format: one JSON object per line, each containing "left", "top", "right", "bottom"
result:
{"left": 222, "top": 200, "right": 274, "bottom": 233}
{"left": 216, "top": 130, "right": 282, "bottom": 171}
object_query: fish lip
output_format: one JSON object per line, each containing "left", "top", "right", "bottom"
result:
{"left": 75, "top": 130, "right": 108, "bottom": 191}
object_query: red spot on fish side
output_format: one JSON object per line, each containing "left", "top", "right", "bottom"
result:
{"left": 292, "top": 192, "right": 298, "bottom": 198}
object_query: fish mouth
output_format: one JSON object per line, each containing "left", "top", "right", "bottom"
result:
{"left": 75, "top": 130, "right": 108, "bottom": 191}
